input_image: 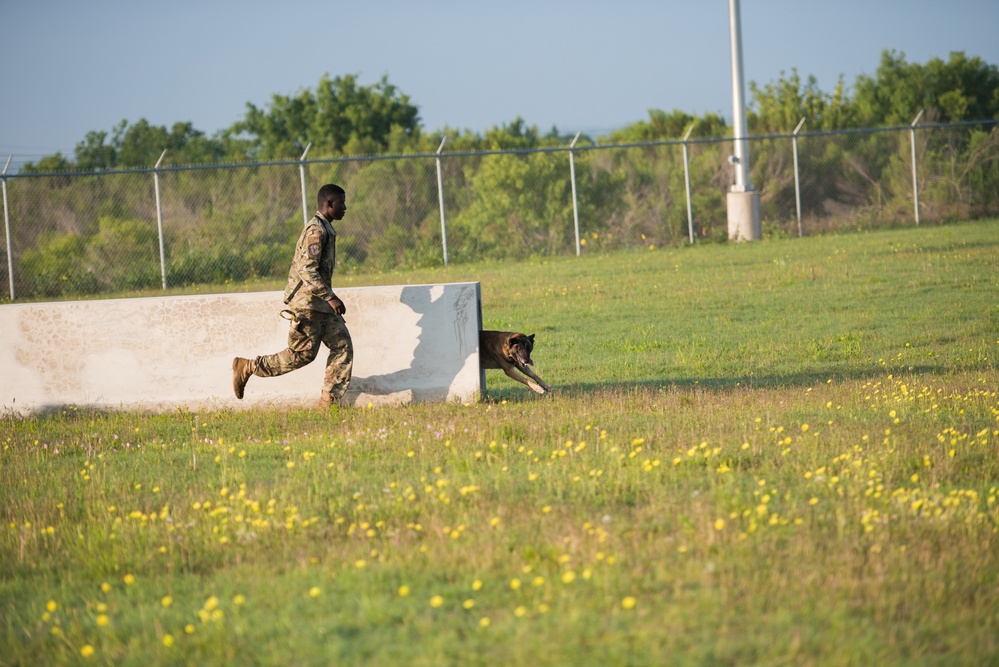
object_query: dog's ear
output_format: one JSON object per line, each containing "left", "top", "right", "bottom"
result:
{"left": 528, "top": 334, "right": 535, "bottom": 342}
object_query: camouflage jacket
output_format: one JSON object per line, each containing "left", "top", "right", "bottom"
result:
{"left": 282, "top": 213, "right": 338, "bottom": 313}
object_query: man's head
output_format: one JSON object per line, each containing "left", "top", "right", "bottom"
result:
{"left": 317, "top": 183, "right": 346, "bottom": 221}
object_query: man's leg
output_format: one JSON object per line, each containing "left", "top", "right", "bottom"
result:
{"left": 316, "top": 314, "right": 353, "bottom": 406}
{"left": 233, "top": 314, "right": 322, "bottom": 398}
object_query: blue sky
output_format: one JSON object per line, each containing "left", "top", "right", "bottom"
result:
{"left": 1, "top": 0, "right": 996, "bottom": 170}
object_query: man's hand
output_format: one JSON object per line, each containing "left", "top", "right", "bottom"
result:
{"left": 327, "top": 295, "right": 346, "bottom": 315}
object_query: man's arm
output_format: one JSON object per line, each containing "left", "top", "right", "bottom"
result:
{"left": 326, "top": 295, "right": 346, "bottom": 315}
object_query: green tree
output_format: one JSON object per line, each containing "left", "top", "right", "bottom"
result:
{"left": 19, "top": 153, "right": 73, "bottom": 175}
{"left": 748, "top": 69, "right": 852, "bottom": 133}
{"left": 68, "top": 119, "right": 227, "bottom": 170}
{"left": 83, "top": 216, "right": 160, "bottom": 289}
{"left": 74, "top": 121, "right": 127, "bottom": 171}
{"left": 17, "top": 232, "right": 98, "bottom": 297}
{"left": 114, "top": 119, "right": 171, "bottom": 167}
{"left": 345, "top": 157, "right": 441, "bottom": 269}
{"left": 608, "top": 109, "right": 728, "bottom": 143}
{"left": 449, "top": 144, "right": 617, "bottom": 261}
{"left": 481, "top": 117, "right": 548, "bottom": 150}
{"left": 116, "top": 120, "right": 226, "bottom": 167}
{"left": 853, "top": 50, "right": 999, "bottom": 126}
{"left": 229, "top": 73, "right": 421, "bottom": 159}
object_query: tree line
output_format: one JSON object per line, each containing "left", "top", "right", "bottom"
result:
{"left": 20, "top": 50, "right": 999, "bottom": 174}
{"left": 6, "top": 50, "right": 998, "bottom": 300}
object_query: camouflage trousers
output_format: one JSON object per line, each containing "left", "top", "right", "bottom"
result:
{"left": 253, "top": 310, "right": 353, "bottom": 400}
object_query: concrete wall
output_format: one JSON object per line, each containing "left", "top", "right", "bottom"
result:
{"left": 0, "top": 282, "right": 482, "bottom": 414}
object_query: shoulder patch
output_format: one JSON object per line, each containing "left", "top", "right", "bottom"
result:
{"left": 308, "top": 243, "right": 321, "bottom": 257}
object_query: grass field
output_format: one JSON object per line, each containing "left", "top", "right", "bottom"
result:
{"left": 2, "top": 219, "right": 998, "bottom": 665}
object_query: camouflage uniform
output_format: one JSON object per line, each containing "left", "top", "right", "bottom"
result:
{"left": 250, "top": 212, "right": 353, "bottom": 400}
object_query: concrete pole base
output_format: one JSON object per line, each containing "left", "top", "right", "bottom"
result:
{"left": 727, "top": 190, "right": 761, "bottom": 241}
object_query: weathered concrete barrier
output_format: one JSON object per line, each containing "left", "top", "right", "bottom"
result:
{"left": 0, "top": 282, "right": 483, "bottom": 414}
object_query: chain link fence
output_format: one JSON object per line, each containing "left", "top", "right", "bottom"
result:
{"left": 2, "top": 120, "right": 997, "bottom": 302}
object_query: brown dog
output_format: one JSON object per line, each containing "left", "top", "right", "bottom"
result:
{"left": 479, "top": 330, "right": 553, "bottom": 394}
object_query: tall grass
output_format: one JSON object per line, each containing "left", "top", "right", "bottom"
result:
{"left": 2, "top": 220, "right": 997, "bottom": 665}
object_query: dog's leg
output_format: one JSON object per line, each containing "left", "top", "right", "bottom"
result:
{"left": 518, "top": 366, "right": 552, "bottom": 393}
{"left": 501, "top": 365, "right": 547, "bottom": 394}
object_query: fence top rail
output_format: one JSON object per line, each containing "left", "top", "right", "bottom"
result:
{"left": 761, "top": 117, "right": 998, "bottom": 142}
{"left": 7, "top": 118, "right": 996, "bottom": 180}
{"left": 587, "top": 118, "right": 999, "bottom": 151}
{"left": 4, "top": 144, "right": 582, "bottom": 180}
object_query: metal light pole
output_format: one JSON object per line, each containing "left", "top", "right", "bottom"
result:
{"left": 726, "top": 0, "right": 761, "bottom": 241}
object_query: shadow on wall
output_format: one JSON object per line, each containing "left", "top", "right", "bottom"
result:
{"left": 345, "top": 284, "right": 478, "bottom": 405}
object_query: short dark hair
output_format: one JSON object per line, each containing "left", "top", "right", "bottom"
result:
{"left": 317, "top": 183, "right": 345, "bottom": 207}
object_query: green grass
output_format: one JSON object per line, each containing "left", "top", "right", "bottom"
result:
{"left": 2, "top": 220, "right": 998, "bottom": 665}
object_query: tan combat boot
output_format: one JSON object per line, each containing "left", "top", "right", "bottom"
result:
{"left": 232, "top": 357, "right": 255, "bottom": 399}
{"left": 315, "top": 390, "right": 336, "bottom": 409}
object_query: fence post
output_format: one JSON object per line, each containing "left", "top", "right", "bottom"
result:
{"left": 910, "top": 110, "right": 923, "bottom": 225}
{"left": 299, "top": 143, "right": 312, "bottom": 226}
{"left": 681, "top": 124, "right": 695, "bottom": 244}
{"left": 435, "top": 136, "right": 449, "bottom": 266}
{"left": 792, "top": 117, "right": 806, "bottom": 237}
{"left": 2, "top": 155, "right": 13, "bottom": 301}
{"left": 569, "top": 131, "right": 582, "bottom": 256}
{"left": 153, "top": 150, "right": 168, "bottom": 290}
